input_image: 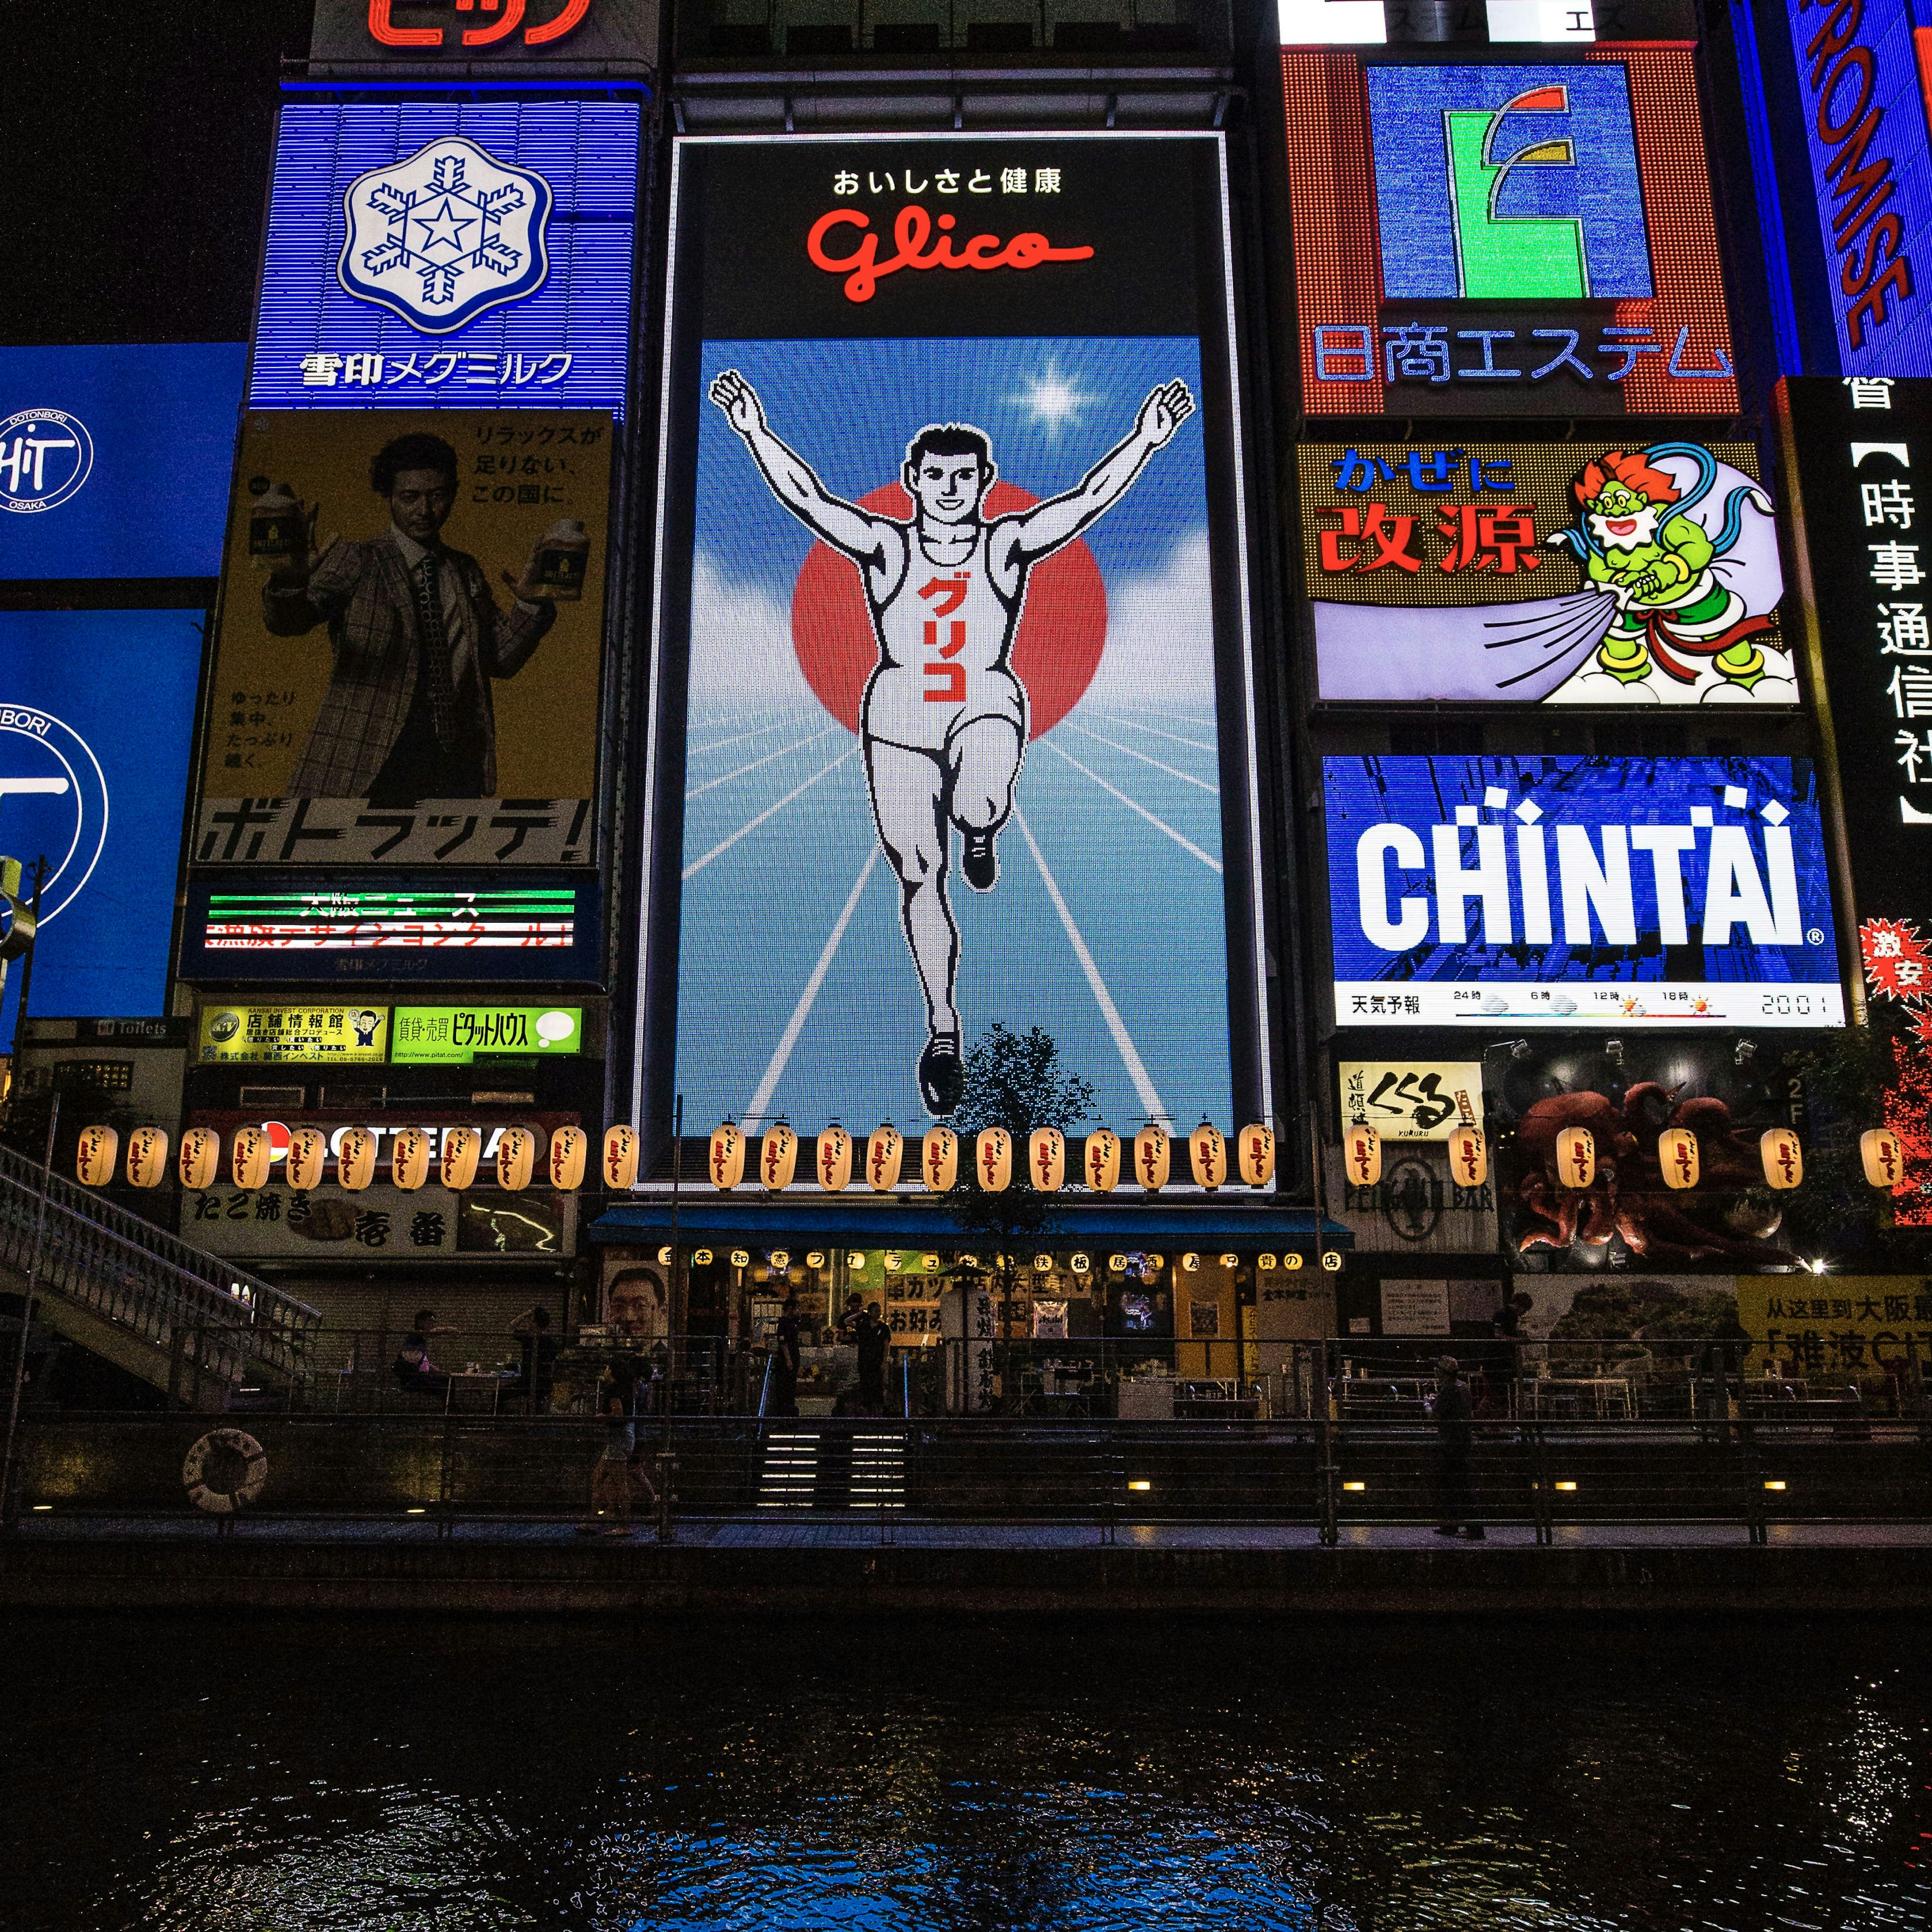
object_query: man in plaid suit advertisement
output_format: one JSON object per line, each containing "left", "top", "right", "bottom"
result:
{"left": 264, "top": 432, "right": 561, "bottom": 802}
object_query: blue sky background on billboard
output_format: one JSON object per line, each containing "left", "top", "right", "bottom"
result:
{"left": 1325, "top": 756, "right": 1843, "bottom": 1028}
{"left": 674, "top": 335, "right": 1230, "bottom": 1131}
{"left": 0, "top": 346, "right": 245, "bottom": 578}
{"left": 0, "top": 612, "right": 200, "bottom": 1032}
{"left": 250, "top": 101, "right": 636, "bottom": 415}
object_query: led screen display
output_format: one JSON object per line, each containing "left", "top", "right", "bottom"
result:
{"left": 177, "top": 875, "right": 601, "bottom": 983}
{"left": 309, "top": 0, "right": 657, "bottom": 63}
{"left": 1301, "top": 437, "right": 1796, "bottom": 705}
{"left": 1282, "top": 47, "right": 1738, "bottom": 416}
{"left": 638, "top": 133, "right": 1269, "bottom": 1138}
{"left": 0, "top": 611, "right": 202, "bottom": 1035}
{"left": 250, "top": 100, "right": 638, "bottom": 414}
{"left": 1325, "top": 756, "right": 1844, "bottom": 1027}
{"left": 194, "top": 410, "right": 609, "bottom": 868}
{"left": 0, "top": 345, "right": 245, "bottom": 580}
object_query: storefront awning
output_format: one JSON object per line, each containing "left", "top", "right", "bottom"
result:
{"left": 588, "top": 1201, "right": 1352, "bottom": 1247}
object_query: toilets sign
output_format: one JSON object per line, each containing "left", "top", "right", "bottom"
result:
{"left": 1324, "top": 755, "right": 1844, "bottom": 1028}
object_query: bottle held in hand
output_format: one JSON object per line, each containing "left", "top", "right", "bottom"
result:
{"left": 530, "top": 518, "right": 590, "bottom": 601}
{"left": 249, "top": 482, "right": 302, "bottom": 571}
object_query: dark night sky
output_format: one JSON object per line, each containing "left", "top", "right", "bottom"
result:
{"left": 0, "top": 2, "right": 315, "bottom": 345}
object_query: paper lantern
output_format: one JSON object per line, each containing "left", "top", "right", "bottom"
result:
{"left": 548, "top": 1125, "right": 587, "bottom": 1191}
{"left": 804, "top": 1250, "right": 824, "bottom": 1268}
{"left": 285, "top": 1127, "right": 328, "bottom": 1192}
{"left": 495, "top": 1126, "right": 535, "bottom": 1192}
{"left": 921, "top": 1125, "right": 958, "bottom": 1192}
{"left": 442, "top": 1126, "right": 481, "bottom": 1191}
{"left": 337, "top": 1125, "right": 377, "bottom": 1192}
{"left": 178, "top": 1128, "right": 220, "bottom": 1193}
{"left": 695, "top": 1247, "right": 715, "bottom": 1266}
{"left": 1181, "top": 1251, "right": 1200, "bottom": 1272}
{"left": 976, "top": 1127, "right": 1012, "bottom": 1192}
{"left": 1189, "top": 1121, "right": 1228, "bottom": 1190}
{"left": 770, "top": 1249, "right": 790, "bottom": 1269}
{"left": 730, "top": 1249, "right": 750, "bottom": 1268}
{"left": 124, "top": 1125, "right": 168, "bottom": 1190}
{"left": 1760, "top": 1125, "right": 1803, "bottom": 1190}
{"left": 1658, "top": 1128, "right": 1699, "bottom": 1191}
{"left": 867, "top": 1123, "right": 904, "bottom": 1192}
{"left": 230, "top": 1124, "right": 272, "bottom": 1192}
{"left": 1343, "top": 1124, "right": 1382, "bottom": 1189}
{"left": 1107, "top": 1253, "right": 1128, "bottom": 1273}
{"left": 1238, "top": 1122, "right": 1275, "bottom": 1188}
{"left": 1220, "top": 1252, "right": 1240, "bottom": 1268}
{"left": 75, "top": 1124, "right": 118, "bottom": 1188}
{"left": 760, "top": 1122, "right": 798, "bottom": 1191}
{"left": 1028, "top": 1125, "right": 1065, "bottom": 1193}
{"left": 1283, "top": 1252, "right": 1304, "bottom": 1271}
{"left": 1861, "top": 1126, "right": 1905, "bottom": 1189}
{"left": 1134, "top": 1124, "right": 1170, "bottom": 1191}
{"left": 1446, "top": 1123, "right": 1488, "bottom": 1189}
{"left": 1555, "top": 1126, "right": 1595, "bottom": 1191}
{"left": 602, "top": 1123, "right": 639, "bottom": 1190}
{"left": 1033, "top": 1253, "right": 1054, "bottom": 1272}
{"left": 817, "top": 1124, "right": 852, "bottom": 1192}
{"left": 1084, "top": 1129, "right": 1120, "bottom": 1193}
{"left": 1320, "top": 1250, "right": 1343, "bottom": 1273}
{"left": 708, "top": 1120, "right": 746, "bottom": 1191}
{"left": 1257, "top": 1253, "right": 1278, "bottom": 1272}
{"left": 1070, "top": 1252, "right": 1091, "bottom": 1274}
{"left": 391, "top": 1125, "right": 431, "bottom": 1192}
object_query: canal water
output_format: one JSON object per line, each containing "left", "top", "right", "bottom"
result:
{"left": 3, "top": 1615, "right": 1927, "bottom": 1930}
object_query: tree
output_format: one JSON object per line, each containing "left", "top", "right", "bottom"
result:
{"left": 940, "top": 1025, "right": 1097, "bottom": 1404}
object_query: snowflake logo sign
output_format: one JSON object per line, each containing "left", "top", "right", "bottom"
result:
{"left": 337, "top": 135, "right": 552, "bottom": 335}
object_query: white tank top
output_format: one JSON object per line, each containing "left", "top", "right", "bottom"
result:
{"left": 862, "top": 522, "right": 1027, "bottom": 753}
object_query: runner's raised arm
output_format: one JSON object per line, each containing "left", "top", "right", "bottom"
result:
{"left": 1000, "top": 379, "right": 1194, "bottom": 566}
{"left": 709, "top": 369, "right": 900, "bottom": 568}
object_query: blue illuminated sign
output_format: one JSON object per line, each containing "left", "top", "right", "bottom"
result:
{"left": 1785, "top": 0, "right": 1932, "bottom": 374}
{"left": 0, "top": 346, "right": 244, "bottom": 580}
{"left": 0, "top": 612, "right": 202, "bottom": 1035}
{"left": 1325, "top": 756, "right": 1844, "bottom": 1028}
{"left": 249, "top": 101, "right": 638, "bottom": 414}
{"left": 1364, "top": 64, "right": 1652, "bottom": 300}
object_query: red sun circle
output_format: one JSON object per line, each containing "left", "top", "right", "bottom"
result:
{"left": 790, "top": 481, "right": 1107, "bottom": 739}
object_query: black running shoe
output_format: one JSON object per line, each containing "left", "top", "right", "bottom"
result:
{"left": 961, "top": 829, "right": 998, "bottom": 892}
{"left": 918, "top": 1031, "right": 964, "bottom": 1117}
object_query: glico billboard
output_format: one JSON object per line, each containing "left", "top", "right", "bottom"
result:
{"left": 636, "top": 133, "right": 1271, "bottom": 1136}
{"left": 1324, "top": 757, "right": 1844, "bottom": 1027}
{"left": 249, "top": 100, "right": 639, "bottom": 413}
{"left": 1281, "top": 49, "right": 1739, "bottom": 415}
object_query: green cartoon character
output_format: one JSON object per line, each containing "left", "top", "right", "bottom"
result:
{"left": 1552, "top": 446, "right": 1774, "bottom": 692}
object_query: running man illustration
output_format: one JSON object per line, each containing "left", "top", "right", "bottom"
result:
{"left": 709, "top": 368, "right": 1195, "bottom": 1116}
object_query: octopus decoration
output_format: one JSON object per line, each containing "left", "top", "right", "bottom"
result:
{"left": 1510, "top": 1084, "right": 1799, "bottom": 1268}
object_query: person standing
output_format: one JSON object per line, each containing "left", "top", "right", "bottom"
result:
{"left": 857, "top": 1300, "right": 890, "bottom": 1414}
{"left": 1429, "top": 1355, "right": 1481, "bottom": 1540}
{"left": 508, "top": 1305, "right": 557, "bottom": 1411}
{"left": 771, "top": 1293, "right": 802, "bottom": 1418}
{"left": 579, "top": 1356, "right": 649, "bottom": 1536}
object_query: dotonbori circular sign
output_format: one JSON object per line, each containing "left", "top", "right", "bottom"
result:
{"left": 0, "top": 705, "right": 109, "bottom": 929}
{"left": 0, "top": 409, "right": 95, "bottom": 514}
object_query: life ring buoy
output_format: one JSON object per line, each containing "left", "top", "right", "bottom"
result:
{"left": 182, "top": 1429, "right": 268, "bottom": 1514}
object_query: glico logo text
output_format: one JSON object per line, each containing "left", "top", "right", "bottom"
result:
{"left": 807, "top": 204, "right": 1095, "bottom": 303}
{"left": 1364, "top": 65, "right": 1655, "bottom": 301}
{"left": 366, "top": 0, "right": 592, "bottom": 49}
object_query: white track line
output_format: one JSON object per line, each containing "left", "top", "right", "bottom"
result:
{"left": 689, "top": 718, "right": 787, "bottom": 756}
{"left": 1093, "top": 712, "right": 1217, "bottom": 753}
{"left": 744, "top": 846, "right": 881, "bottom": 1124}
{"left": 682, "top": 747, "right": 858, "bottom": 880}
{"left": 687, "top": 726, "right": 840, "bottom": 798}
{"left": 1012, "top": 803, "right": 1167, "bottom": 1122}
{"left": 1036, "top": 740, "right": 1222, "bottom": 873}
{"left": 1067, "top": 722, "right": 1219, "bottom": 793}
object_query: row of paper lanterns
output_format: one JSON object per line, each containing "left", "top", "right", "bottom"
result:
{"left": 698, "top": 1119, "right": 1277, "bottom": 1194}
{"left": 74, "top": 1122, "right": 592, "bottom": 1195}
{"left": 674, "top": 1248, "right": 1328, "bottom": 1274}
{"left": 1340, "top": 1122, "right": 1907, "bottom": 1192}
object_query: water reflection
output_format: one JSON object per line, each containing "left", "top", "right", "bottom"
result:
{"left": 3, "top": 1619, "right": 1928, "bottom": 1929}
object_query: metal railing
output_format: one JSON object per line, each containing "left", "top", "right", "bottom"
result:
{"left": 9, "top": 1412, "right": 1930, "bottom": 1542}
{"left": 0, "top": 1142, "right": 320, "bottom": 1393}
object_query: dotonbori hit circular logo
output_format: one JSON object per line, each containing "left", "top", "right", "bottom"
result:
{"left": 0, "top": 705, "right": 109, "bottom": 929}
{"left": 0, "top": 409, "right": 95, "bottom": 514}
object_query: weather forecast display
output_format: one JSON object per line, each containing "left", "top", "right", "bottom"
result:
{"left": 0, "top": 612, "right": 202, "bottom": 1031}
{"left": 1324, "top": 757, "right": 1844, "bottom": 1028}
{"left": 639, "top": 134, "right": 1268, "bottom": 1139}
{"left": 1281, "top": 48, "right": 1738, "bottom": 417}
{"left": 249, "top": 100, "right": 638, "bottom": 414}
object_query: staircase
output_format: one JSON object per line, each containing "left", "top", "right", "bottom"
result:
{"left": 755, "top": 1423, "right": 908, "bottom": 1512}
{"left": 0, "top": 1141, "right": 319, "bottom": 1407}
